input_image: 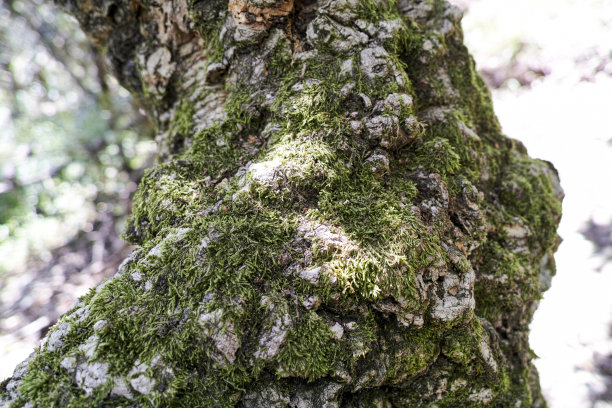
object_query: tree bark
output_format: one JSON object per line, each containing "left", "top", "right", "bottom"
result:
{"left": 1, "top": 0, "right": 563, "bottom": 406}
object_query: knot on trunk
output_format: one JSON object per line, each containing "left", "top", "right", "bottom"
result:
{"left": 229, "top": 0, "right": 294, "bottom": 42}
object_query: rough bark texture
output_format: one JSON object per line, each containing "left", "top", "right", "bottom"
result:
{"left": 1, "top": 0, "right": 563, "bottom": 406}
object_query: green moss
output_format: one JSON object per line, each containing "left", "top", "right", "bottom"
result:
{"left": 311, "top": 164, "right": 438, "bottom": 302}
{"left": 188, "top": 0, "right": 228, "bottom": 63}
{"left": 356, "top": 0, "right": 400, "bottom": 23}
{"left": 385, "top": 327, "right": 441, "bottom": 384}
{"left": 172, "top": 101, "right": 196, "bottom": 140}
{"left": 410, "top": 137, "right": 461, "bottom": 177}
{"left": 446, "top": 50, "right": 503, "bottom": 138}
{"left": 499, "top": 155, "right": 562, "bottom": 248}
{"left": 123, "top": 164, "right": 209, "bottom": 244}
{"left": 276, "top": 312, "right": 341, "bottom": 381}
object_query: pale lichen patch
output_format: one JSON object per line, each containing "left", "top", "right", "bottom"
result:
{"left": 92, "top": 320, "right": 108, "bottom": 332}
{"left": 254, "top": 297, "right": 293, "bottom": 360}
{"left": 198, "top": 309, "right": 241, "bottom": 365}
{"left": 110, "top": 377, "right": 133, "bottom": 399}
{"left": 468, "top": 388, "right": 495, "bottom": 403}
{"left": 43, "top": 321, "right": 71, "bottom": 352}
{"left": 243, "top": 385, "right": 290, "bottom": 408}
{"left": 329, "top": 322, "right": 344, "bottom": 340}
{"left": 431, "top": 270, "right": 476, "bottom": 323}
{"left": 77, "top": 335, "right": 100, "bottom": 360}
{"left": 129, "top": 375, "right": 156, "bottom": 395}
{"left": 59, "top": 356, "right": 77, "bottom": 371}
{"left": 478, "top": 337, "right": 499, "bottom": 374}
{"left": 75, "top": 361, "right": 109, "bottom": 395}
{"left": 140, "top": 46, "right": 177, "bottom": 98}
{"left": 299, "top": 266, "right": 322, "bottom": 285}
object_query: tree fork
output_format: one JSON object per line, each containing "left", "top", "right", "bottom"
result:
{"left": 1, "top": 0, "right": 563, "bottom": 406}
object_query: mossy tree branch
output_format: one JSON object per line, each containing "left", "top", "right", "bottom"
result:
{"left": 1, "top": 0, "right": 562, "bottom": 406}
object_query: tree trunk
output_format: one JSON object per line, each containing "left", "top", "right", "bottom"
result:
{"left": 1, "top": 0, "right": 563, "bottom": 406}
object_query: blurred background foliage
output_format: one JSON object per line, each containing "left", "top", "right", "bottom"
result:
{"left": 0, "top": 0, "right": 155, "bottom": 369}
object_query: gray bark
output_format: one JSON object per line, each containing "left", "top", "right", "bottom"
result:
{"left": 1, "top": 0, "right": 563, "bottom": 406}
